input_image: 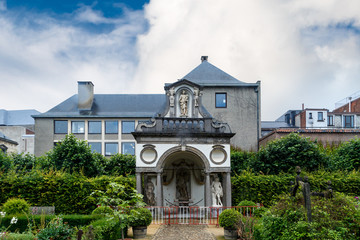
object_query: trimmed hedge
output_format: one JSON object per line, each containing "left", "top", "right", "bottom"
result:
{"left": 0, "top": 214, "right": 103, "bottom": 233}
{"left": 0, "top": 170, "right": 136, "bottom": 214}
{"left": 232, "top": 170, "right": 360, "bottom": 207}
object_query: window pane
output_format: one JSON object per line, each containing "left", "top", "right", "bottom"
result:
{"left": 89, "top": 121, "right": 102, "bottom": 134}
{"left": 327, "top": 116, "right": 333, "bottom": 126}
{"left": 317, "top": 112, "right": 323, "bottom": 121}
{"left": 72, "top": 121, "right": 85, "bottom": 133}
{"left": 105, "top": 121, "right": 118, "bottom": 134}
{"left": 54, "top": 120, "right": 68, "bottom": 134}
{"left": 105, "top": 143, "right": 118, "bottom": 156}
{"left": 122, "top": 121, "right": 135, "bottom": 134}
{"left": 122, "top": 142, "right": 135, "bottom": 155}
{"left": 89, "top": 142, "right": 102, "bottom": 153}
{"left": 215, "top": 93, "right": 227, "bottom": 108}
{"left": 344, "top": 116, "right": 354, "bottom": 128}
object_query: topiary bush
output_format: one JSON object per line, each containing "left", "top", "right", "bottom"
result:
{"left": 252, "top": 133, "right": 327, "bottom": 174}
{"left": 238, "top": 200, "right": 256, "bottom": 207}
{"left": 91, "top": 206, "right": 114, "bottom": 216}
{"left": 2, "top": 198, "right": 30, "bottom": 215}
{"left": 219, "top": 209, "right": 242, "bottom": 230}
{"left": 128, "top": 208, "right": 152, "bottom": 227}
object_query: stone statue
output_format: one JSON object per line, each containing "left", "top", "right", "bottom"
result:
{"left": 168, "top": 87, "right": 175, "bottom": 107}
{"left": 194, "top": 88, "right": 200, "bottom": 107}
{"left": 176, "top": 171, "right": 189, "bottom": 200}
{"left": 145, "top": 179, "right": 156, "bottom": 206}
{"left": 211, "top": 177, "right": 223, "bottom": 206}
{"left": 179, "top": 90, "right": 189, "bottom": 117}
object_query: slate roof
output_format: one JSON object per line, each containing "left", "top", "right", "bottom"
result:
{"left": 0, "top": 109, "right": 40, "bottom": 125}
{"left": 33, "top": 94, "right": 167, "bottom": 118}
{"left": 180, "top": 60, "right": 256, "bottom": 86}
{"left": 261, "top": 121, "right": 294, "bottom": 129}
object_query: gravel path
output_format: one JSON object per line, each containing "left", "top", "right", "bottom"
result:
{"left": 152, "top": 225, "right": 217, "bottom": 240}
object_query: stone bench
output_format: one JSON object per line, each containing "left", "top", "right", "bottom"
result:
{"left": 30, "top": 206, "right": 55, "bottom": 215}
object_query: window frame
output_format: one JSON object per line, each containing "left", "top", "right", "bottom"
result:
{"left": 71, "top": 121, "right": 85, "bottom": 134}
{"left": 122, "top": 142, "right": 135, "bottom": 155}
{"left": 88, "top": 142, "right": 102, "bottom": 154}
{"left": 54, "top": 120, "right": 68, "bottom": 134}
{"left": 122, "top": 121, "right": 135, "bottom": 134}
{"left": 105, "top": 120, "right": 118, "bottom": 134}
{"left": 105, "top": 142, "right": 119, "bottom": 156}
{"left": 215, "top": 93, "right": 227, "bottom": 108}
{"left": 344, "top": 115, "right": 354, "bottom": 128}
{"left": 88, "top": 121, "right": 102, "bottom": 134}
{"left": 327, "top": 115, "right": 334, "bottom": 126}
{"left": 317, "top": 112, "right": 324, "bottom": 122}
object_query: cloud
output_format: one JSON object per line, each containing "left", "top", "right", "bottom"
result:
{"left": 0, "top": 0, "right": 6, "bottom": 11}
{"left": 0, "top": 4, "right": 147, "bottom": 112}
{"left": 134, "top": 0, "right": 360, "bottom": 120}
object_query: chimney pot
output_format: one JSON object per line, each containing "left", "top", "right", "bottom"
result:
{"left": 78, "top": 81, "right": 94, "bottom": 111}
{"left": 201, "top": 56, "right": 208, "bottom": 62}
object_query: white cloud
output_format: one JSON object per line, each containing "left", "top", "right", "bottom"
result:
{"left": 133, "top": 0, "right": 360, "bottom": 120}
{"left": 0, "top": 0, "right": 6, "bottom": 11}
{"left": 0, "top": 5, "right": 146, "bottom": 112}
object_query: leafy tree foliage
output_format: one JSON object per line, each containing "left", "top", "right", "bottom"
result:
{"left": 0, "top": 151, "right": 12, "bottom": 173}
{"left": 252, "top": 133, "right": 327, "bottom": 174}
{"left": 331, "top": 137, "right": 360, "bottom": 171}
{"left": 47, "top": 134, "right": 100, "bottom": 177}
{"left": 103, "top": 154, "right": 135, "bottom": 176}
{"left": 231, "top": 150, "right": 255, "bottom": 174}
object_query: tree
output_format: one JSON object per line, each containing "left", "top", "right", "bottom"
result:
{"left": 47, "top": 134, "right": 101, "bottom": 177}
{"left": 332, "top": 137, "right": 360, "bottom": 171}
{"left": 252, "top": 133, "right": 327, "bottom": 174}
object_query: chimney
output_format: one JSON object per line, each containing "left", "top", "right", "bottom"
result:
{"left": 302, "top": 103, "right": 304, "bottom": 110}
{"left": 201, "top": 56, "right": 208, "bottom": 62}
{"left": 78, "top": 81, "right": 94, "bottom": 111}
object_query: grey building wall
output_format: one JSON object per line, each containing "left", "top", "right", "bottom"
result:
{"left": 201, "top": 84, "right": 260, "bottom": 151}
{"left": 34, "top": 118, "right": 54, "bottom": 156}
{"left": 0, "top": 126, "right": 35, "bottom": 154}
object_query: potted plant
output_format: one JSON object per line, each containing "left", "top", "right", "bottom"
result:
{"left": 128, "top": 208, "right": 152, "bottom": 239}
{"left": 219, "top": 209, "right": 242, "bottom": 240}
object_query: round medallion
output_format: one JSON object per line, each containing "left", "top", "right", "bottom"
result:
{"left": 140, "top": 146, "right": 157, "bottom": 164}
{"left": 210, "top": 147, "right": 227, "bottom": 164}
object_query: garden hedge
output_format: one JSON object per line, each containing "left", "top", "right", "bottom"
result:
{"left": 232, "top": 170, "right": 360, "bottom": 207}
{"left": 0, "top": 170, "right": 136, "bottom": 214}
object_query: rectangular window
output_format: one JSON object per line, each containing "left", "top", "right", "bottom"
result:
{"left": 122, "top": 121, "right": 135, "bottom": 134}
{"left": 215, "top": 93, "right": 227, "bottom": 108}
{"left": 105, "top": 121, "right": 118, "bottom": 134}
{"left": 54, "top": 120, "right": 68, "bottom": 134}
{"left": 88, "top": 121, "right": 102, "bottom": 134}
{"left": 89, "top": 142, "right": 102, "bottom": 154}
{"left": 317, "top": 112, "right": 324, "bottom": 122}
{"left": 344, "top": 115, "right": 354, "bottom": 128}
{"left": 72, "top": 121, "right": 85, "bottom": 134}
{"left": 309, "top": 113, "right": 313, "bottom": 119}
{"left": 327, "top": 116, "right": 334, "bottom": 126}
{"left": 122, "top": 142, "right": 135, "bottom": 155}
{"left": 105, "top": 143, "right": 118, "bottom": 156}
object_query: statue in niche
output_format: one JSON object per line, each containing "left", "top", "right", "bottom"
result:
{"left": 211, "top": 176, "right": 223, "bottom": 206}
{"left": 194, "top": 88, "right": 200, "bottom": 107}
{"left": 145, "top": 178, "right": 156, "bottom": 206}
{"left": 176, "top": 170, "right": 190, "bottom": 200}
{"left": 179, "top": 90, "right": 189, "bottom": 117}
{"left": 168, "top": 87, "right": 175, "bottom": 107}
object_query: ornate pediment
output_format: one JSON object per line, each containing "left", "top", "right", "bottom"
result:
{"left": 163, "top": 79, "right": 205, "bottom": 118}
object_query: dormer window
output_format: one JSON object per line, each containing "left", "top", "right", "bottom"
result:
{"left": 216, "top": 93, "right": 227, "bottom": 108}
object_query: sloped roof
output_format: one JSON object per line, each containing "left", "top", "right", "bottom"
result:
{"left": 0, "top": 109, "right": 40, "bottom": 126}
{"left": 181, "top": 59, "right": 253, "bottom": 86}
{"left": 33, "top": 94, "right": 167, "bottom": 118}
{"left": 0, "top": 131, "right": 18, "bottom": 145}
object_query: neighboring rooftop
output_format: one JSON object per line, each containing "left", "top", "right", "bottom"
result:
{"left": 335, "top": 90, "right": 360, "bottom": 109}
{"left": 33, "top": 94, "right": 167, "bottom": 118}
{"left": 0, "top": 131, "right": 18, "bottom": 145}
{"left": 0, "top": 109, "right": 40, "bottom": 126}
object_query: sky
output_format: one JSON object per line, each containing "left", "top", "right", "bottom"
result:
{"left": 0, "top": 0, "right": 360, "bottom": 120}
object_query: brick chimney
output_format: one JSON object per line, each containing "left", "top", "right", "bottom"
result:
{"left": 78, "top": 81, "right": 94, "bottom": 111}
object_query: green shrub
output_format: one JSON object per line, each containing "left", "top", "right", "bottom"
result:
{"left": 91, "top": 206, "right": 114, "bottom": 216}
{"left": 2, "top": 198, "right": 30, "bottom": 215}
{"left": 231, "top": 150, "right": 255, "bottom": 174}
{"left": 219, "top": 209, "right": 242, "bottom": 230}
{"left": 128, "top": 208, "right": 152, "bottom": 227}
{"left": 254, "top": 193, "right": 360, "bottom": 240}
{"left": 3, "top": 233, "right": 35, "bottom": 240}
{"left": 91, "top": 217, "right": 124, "bottom": 240}
{"left": 332, "top": 137, "right": 360, "bottom": 171}
{"left": 252, "top": 133, "right": 327, "bottom": 174}
{"left": 0, "top": 151, "right": 12, "bottom": 173}
{"left": 36, "top": 216, "right": 73, "bottom": 240}
{"left": 10, "top": 153, "right": 36, "bottom": 173}
{"left": 103, "top": 153, "right": 135, "bottom": 176}
{"left": 238, "top": 200, "right": 256, "bottom": 206}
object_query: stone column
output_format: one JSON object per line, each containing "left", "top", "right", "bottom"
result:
{"left": 205, "top": 172, "right": 211, "bottom": 207}
{"left": 156, "top": 172, "right": 162, "bottom": 206}
{"left": 225, "top": 172, "right": 232, "bottom": 207}
{"left": 136, "top": 172, "right": 142, "bottom": 195}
